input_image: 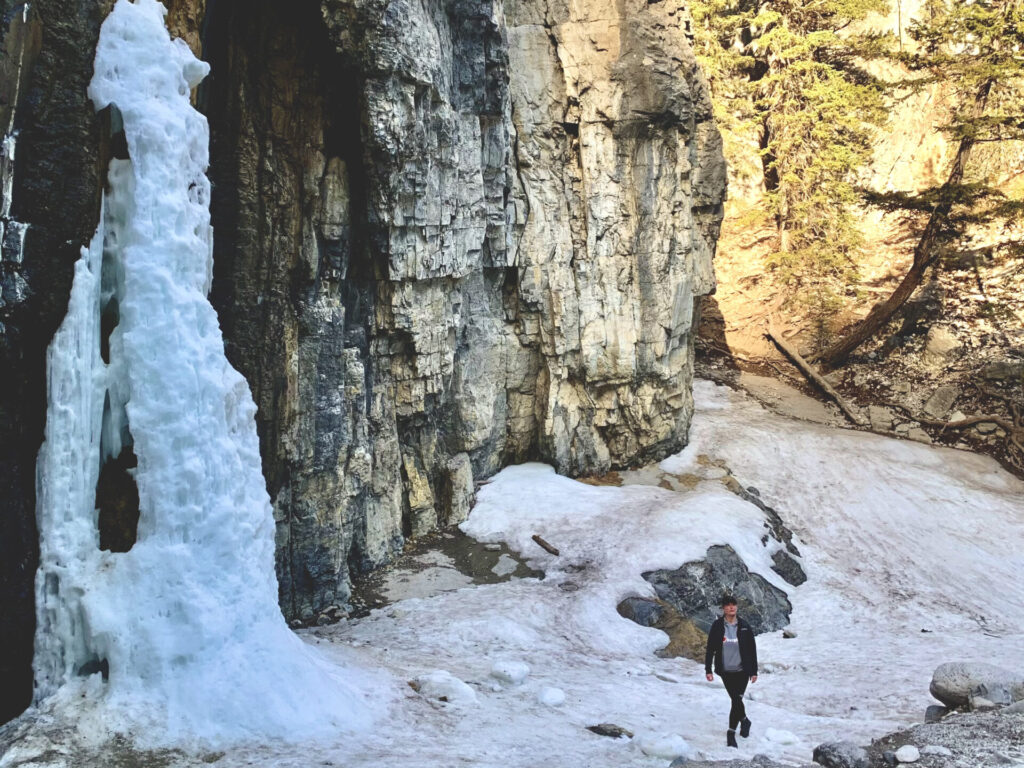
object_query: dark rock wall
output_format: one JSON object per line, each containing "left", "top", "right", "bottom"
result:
{"left": 0, "top": 0, "right": 114, "bottom": 724}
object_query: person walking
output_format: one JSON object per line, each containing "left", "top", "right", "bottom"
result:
{"left": 704, "top": 595, "right": 758, "bottom": 748}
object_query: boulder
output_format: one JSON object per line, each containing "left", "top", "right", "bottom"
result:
{"left": 930, "top": 662, "right": 1024, "bottom": 708}
{"left": 981, "top": 361, "right": 1024, "bottom": 381}
{"left": 922, "top": 386, "right": 959, "bottom": 419}
{"left": 771, "top": 549, "right": 807, "bottom": 586}
{"left": 813, "top": 741, "right": 869, "bottom": 768}
{"left": 643, "top": 545, "right": 792, "bottom": 634}
{"left": 868, "top": 405, "right": 896, "bottom": 431}
{"left": 923, "top": 327, "right": 961, "bottom": 366}
{"left": 894, "top": 744, "right": 920, "bottom": 763}
{"left": 617, "top": 597, "right": 665, "bottom": 627}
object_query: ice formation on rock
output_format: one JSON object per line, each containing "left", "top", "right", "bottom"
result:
{"left": 33, "top": 0, "right": 381, "bottom": 745}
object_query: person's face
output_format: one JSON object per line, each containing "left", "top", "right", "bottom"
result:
{"left": 722, "top": 602, "right": 737, "bottom": 619}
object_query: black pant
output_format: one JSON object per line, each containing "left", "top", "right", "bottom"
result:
{"left": 720, "top": 671, "right": 748, "bottom": 730}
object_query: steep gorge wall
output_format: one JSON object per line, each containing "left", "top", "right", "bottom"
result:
{"left": 0, "top": 0, "right": 723, "bottom": 721}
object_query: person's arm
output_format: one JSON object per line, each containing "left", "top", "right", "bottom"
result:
{"left": 748, "top": 622, "right": 758, "bottom": 682}
{"left": 704, "top": 620, "right": 717, "bottom": 680}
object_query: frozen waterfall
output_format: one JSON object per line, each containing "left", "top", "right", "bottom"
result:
{"left": 33, "top": 0, "right": 381, "bottom": 745}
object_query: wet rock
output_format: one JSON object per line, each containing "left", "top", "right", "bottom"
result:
{"left": 771, "top": 549, "right": 807, "bottom": 586}
{"left": 617, "top": 596, "right": 666, "bottom": 627}
{"left": 925, "top": 704, "right": 948, "bottom": 723}
{"left": 643, "top": 544, "right": 792, "bottom": 635}
{"left": 930, "top": 662, "right": 1024, "bottom": 708}
{"left": 587, "top": 723, "right": 633, "bottom": 739}
{"left": 813, "top": 741, "right": 869, "bottom": 768}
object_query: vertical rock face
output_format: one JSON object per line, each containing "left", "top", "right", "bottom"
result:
{"left": 0, "top": 0, "right": 113, "bottom": 724}
{"left": 0, "top": 0, "right": 723, "bottom": 720}
{"left": 201, "top": 0, "right": 724, "bottom": 621}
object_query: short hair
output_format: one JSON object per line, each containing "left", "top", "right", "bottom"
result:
{"left": 721, "top": 595, "right": 738, "bottom": 606}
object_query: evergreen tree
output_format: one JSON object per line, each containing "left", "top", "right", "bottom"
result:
{"left": 817, "top": 0, "right": 1024, "bottom": 366}
{"left": 691, "top": 0, "right": 890, "bottom": 340}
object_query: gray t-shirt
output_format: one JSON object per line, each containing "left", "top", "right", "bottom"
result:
{"left": 722, "top": 620, "right": 742, "bottom": 672}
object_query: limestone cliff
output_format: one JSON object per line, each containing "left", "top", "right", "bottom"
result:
{"left": 0, "top": 0, "right": 724, "bottom": 721}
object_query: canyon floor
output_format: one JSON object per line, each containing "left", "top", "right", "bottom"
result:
{"left": 3, "top": 379, "right": 1023, "bottom": 768}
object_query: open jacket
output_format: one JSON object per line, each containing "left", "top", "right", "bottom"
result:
{"left": 704, "top": 616, "right": 758, "bottom": 676}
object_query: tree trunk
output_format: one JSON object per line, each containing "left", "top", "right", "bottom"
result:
{"left": 816, "top": 79, "right": 993, "bottom": 368}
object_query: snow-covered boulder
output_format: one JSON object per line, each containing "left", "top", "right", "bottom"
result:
{"left": 929, "top": 662, "right": 1024, "bottom": 708}
{"left": 490, "top": 660, "right": 530, "bottom": 686}
{"left": 638, "top": 733, "right": 692, "bottom": 760}
{"left": 895, "top": 744, "right": 920, "bottom": 763}
{"left": 536, "top": 686, "right": 566, "bottom": 707}
{"left": 411, "top": 670, "right": 477, "bottom": 706}
{"left": 813, "top": 741, "right": 869, "bottom": 768}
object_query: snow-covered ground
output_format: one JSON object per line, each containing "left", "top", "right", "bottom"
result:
{"left": 6, "top": 379, "right": 1023, "bottom": 767}
{"left": 306, "top": 379, "right": 1023, "bottom": 767}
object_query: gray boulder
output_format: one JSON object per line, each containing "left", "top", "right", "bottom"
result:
{"left": 643, "top": 544, "right": 792, "bottom": 634}
{"left": 813, "top": 741, "right": 869, "bottom": 768}
{"left": 771, "top": 549, "right": 807, "bottom": 586}
{"left": 930, "top": 662, "right": 1024, "bottom": 708}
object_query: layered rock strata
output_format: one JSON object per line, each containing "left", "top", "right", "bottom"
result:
{"left": 0, "top": 0, "right": 724, "bottom": 720}
{"left": 200, "top": 0, "right": 724, "bottom": 622}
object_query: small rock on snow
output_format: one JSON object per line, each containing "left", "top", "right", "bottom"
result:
{"left": 586, "top": 723, "right": 633, "bottom": 739}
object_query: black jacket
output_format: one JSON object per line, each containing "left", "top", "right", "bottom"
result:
{"left": 704, "top": 616, "right": 758, "bottom": 676}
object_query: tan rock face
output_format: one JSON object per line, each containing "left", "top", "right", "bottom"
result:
{"left": 198, "top": 0, "right": 725, "bottom": 620}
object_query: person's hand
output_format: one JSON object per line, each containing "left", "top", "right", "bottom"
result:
{"left": 750, "top": 675, "right": 758, "bottom": 683}
{"left": 706, "top": 673, "right": 714, "bottom": 682}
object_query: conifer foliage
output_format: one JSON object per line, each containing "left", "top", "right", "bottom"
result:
{"left": 817, "top": 0, "right": 1024, "bottom": 366}
{"left": 691, "top": 0, "right": 890, "bottom": 342}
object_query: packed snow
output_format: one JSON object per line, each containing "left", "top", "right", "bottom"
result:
{"left": 30, "top": 0, "right": 382, "bottom": 748}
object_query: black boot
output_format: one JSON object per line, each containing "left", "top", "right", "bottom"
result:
{"left": 740, "top": 718, "right": 751, "bottom": 738}
{"left": 727, "top": 730, "right": 738, "bottom": 748}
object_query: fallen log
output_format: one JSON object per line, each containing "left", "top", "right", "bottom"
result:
{"left": 765, "top": 320, "right": 866, "bottom": 427}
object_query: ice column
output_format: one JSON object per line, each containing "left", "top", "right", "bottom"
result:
{"left": 34, "top": 0, "right": 379, "bottom": 745}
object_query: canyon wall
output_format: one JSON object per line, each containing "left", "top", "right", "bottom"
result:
{"left": 0, "top": 0, "right": 724, "bottom": 721}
